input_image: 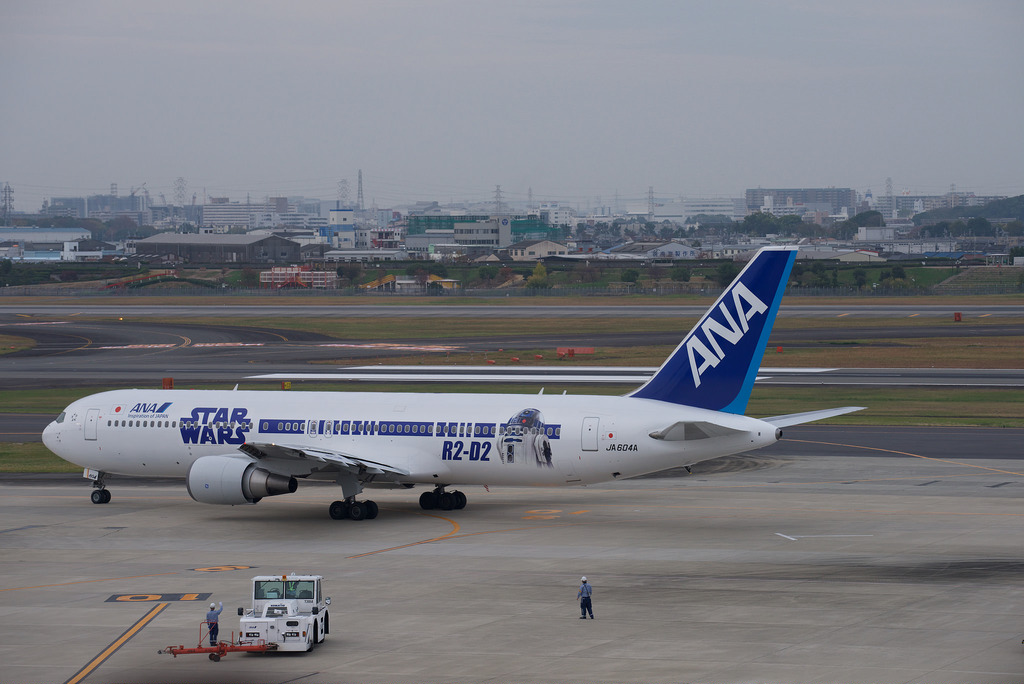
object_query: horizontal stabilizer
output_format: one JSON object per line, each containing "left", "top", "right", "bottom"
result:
{"left": 649, "top": 421, "right": 745, "bottom": 441}
{"left": 761, "top": 406, "right": 865, "bottom": 428}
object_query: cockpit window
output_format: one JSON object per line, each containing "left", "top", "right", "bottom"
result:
{"left": 55, "top": 412, "right": 66, "bottom": 424}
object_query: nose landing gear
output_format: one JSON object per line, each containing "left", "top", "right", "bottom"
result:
{"left": 89, "top": 472, "right": 111, "bottom": 504}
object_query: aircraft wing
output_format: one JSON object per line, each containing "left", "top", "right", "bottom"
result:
{"left": 239, "top": 442, "right": 410, "bottom": 477}
{"left": 760, "top": 406, "right": 866, "bottom": 428}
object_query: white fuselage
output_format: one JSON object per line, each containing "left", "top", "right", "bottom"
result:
{"left": 42, "top": 388, "right": 779, "bottom": 488}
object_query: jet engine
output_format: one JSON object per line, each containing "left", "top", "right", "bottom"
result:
{"left": 186, "top": 455, "right": 297, "bottom": 505}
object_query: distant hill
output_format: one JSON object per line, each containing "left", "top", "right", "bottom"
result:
{"left": 913, "top": 194, "right": 1024, "bottom": 224}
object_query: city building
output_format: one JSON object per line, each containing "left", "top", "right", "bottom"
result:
{"left": 405, "top": 230, "right": 455, "bottom": 259}
{"left": 326, "top": 209, "right": 356, "bottom": 249}
{"left": 0, "top": 227, "right": 91, "bottom": 243}
{"left": 652, "top": 198, "right": 746, "bottom": 223}
{"left": 200, "top": 198, "right": 270, "bottom": 231}
{"left": 42, "top": 186, "right": 151, "bottom": 225}
{"left": 453, "top": 219, "right": 510, "bottom": 253}
{"left": 610, "top": 241, "right": 698, "bottom": 260}
{"left": 537, "top": 203, "right": 576, "bottom": 228}
{"left": 323, "top": 248, "right": 407, "bottom": 263}
{"left": 259, "top": 265, "right": 338, "bottom": 289}
{"left": 746, "top": 188, "right": 858, "bottom": 217}
{"left": 507, "top": 239, "right": 568, "bottom": 261}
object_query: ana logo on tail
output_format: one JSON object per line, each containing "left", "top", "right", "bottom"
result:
{"left": 628, "top": 247, "right": 796, "bottom": 412}
{"left": 686, "top": 282, "right": 767, "bottom": 388}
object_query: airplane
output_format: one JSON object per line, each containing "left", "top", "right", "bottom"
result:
{"left": 42, "top": 246, "right": 863, "bottom": 521}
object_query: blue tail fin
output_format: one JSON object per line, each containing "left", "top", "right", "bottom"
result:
{"left": 628, "top": 247, "right": 797, "bottom": 413}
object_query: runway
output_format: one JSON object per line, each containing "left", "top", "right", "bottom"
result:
{"left": 2, "top": 425, "right": 1023, "bottom": 684}
{"left": 2, "top": 308, "right": 1023, "bottom": 390}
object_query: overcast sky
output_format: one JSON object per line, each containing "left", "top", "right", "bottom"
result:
{"left": 2, "top": 0, "right": 1022, "bottom": 212}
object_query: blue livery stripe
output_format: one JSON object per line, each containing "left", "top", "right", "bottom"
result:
{"left": 254, "top": 418, "right": 561, "bottom": 439}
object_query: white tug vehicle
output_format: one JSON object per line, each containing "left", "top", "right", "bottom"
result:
{"left": 238, "top": 574, "right": 330, "bottom": 652}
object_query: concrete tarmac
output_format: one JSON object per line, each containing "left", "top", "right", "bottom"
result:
{"left": 3, "top": 426, "right": 1024, "bottom": 684}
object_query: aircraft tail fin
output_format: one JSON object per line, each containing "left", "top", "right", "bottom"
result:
{"left": 628, "top": 246, "right": 797, "bottom": 413}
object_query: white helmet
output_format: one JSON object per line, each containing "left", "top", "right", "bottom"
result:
{"left": 581, "top": 576, "right": 587, "bottom": 582}
{"left": 209, "top": 602, "right": 216, "bottom": 609}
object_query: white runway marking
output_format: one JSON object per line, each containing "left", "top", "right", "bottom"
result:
{"left": 190, "top": 342, "right": 265, "bottom": 347}
{"left": 95, "top": 344, "right": 176, "bottom": 349}
{"left": 316, "top": 343, "right": 462, "bottom": 351}
{"left": 775, "top": 533, "right": 874, "bottom": 541}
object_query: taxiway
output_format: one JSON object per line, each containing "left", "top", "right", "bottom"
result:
{"left": 2, "top": 426, "right": 1023, "bottom": 683}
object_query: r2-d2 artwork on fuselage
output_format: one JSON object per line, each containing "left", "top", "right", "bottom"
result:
{"left": 498, "top": 408, "right": 553, "bottom": 467}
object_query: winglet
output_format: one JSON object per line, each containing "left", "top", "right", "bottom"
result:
{"left": 628, "top": 247, "right": 797, "bottom": 413}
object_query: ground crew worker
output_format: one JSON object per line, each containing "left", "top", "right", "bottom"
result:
{"left": 577, "top": 576, "right": 594, "bottom": 619}
{"left": 206, "top": 601, "right": 223, "bottom": 645}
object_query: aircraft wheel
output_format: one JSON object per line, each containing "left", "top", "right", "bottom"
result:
{"left": 419, "top": 491, "right": 437, "bottom": 510}
{"left": 347, "top": 501, "right": 366, "bottom": 521}
{"left": 102, "top": 489, "right": 111, "bottom": 503}
{"left": 364, "top": 500, "right": 379, "bottom": 519}
{"left": 438, "top": 492, "right": 454, "bottom": 510}
{"left": 453, "top": 491, "right": 467, "bottom": 509}
{"left": 328, "top": 500, "right": 348, "bottom": 520}
{"left": 91, "top": 489, "right": 108, "bottom": 504}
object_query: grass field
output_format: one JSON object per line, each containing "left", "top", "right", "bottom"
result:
{"left": 0, "top": 443, "right": 80, "bottom": 473}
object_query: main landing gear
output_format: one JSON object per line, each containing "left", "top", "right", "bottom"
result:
{"left": 90, "top": 473, "right": 111, "bottom": 504}
{"left": 418, "top": 486, "right": 467, "bottom": 511}
{"left": 328, "top": 497, "right": 378, "bottom": 521}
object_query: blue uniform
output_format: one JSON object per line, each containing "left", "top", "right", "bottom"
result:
{"left": 206, "top": 602, "right": 223, "bottom": 645}
{"left": 577, "top": 582, "right": 593, "bottom": 619}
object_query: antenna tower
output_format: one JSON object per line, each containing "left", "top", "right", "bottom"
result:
{"left": 494, "top": 185, "right": 505, "bottom": 215}
{"left": 357, "top": 170, "right": 364, "bottom": 210}
{"left": 1, "top": 183, "right": 13, "bottom": 223}
{"left": 648, "top": 186, "right": 655, "bottom": 220}
{"left": 885, "top": 177, "right": 894, "bottom": 217}
{"left": 174, "top": 177, "right": 187, "bottom": 206}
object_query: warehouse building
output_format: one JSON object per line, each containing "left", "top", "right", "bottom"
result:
{"left": 134, "top": 234, "right": 300, "bottom": 264}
